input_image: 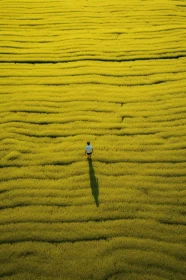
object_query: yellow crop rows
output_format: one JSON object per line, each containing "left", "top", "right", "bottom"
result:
{"left": 0, "top": 0, "right": 186, "bottom": 279}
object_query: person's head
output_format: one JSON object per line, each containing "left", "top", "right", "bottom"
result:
{"left": 87, "top": 141, "right": 90, "bottom": 145}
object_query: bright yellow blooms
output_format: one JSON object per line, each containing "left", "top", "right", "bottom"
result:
{"left": 0, "top": 0, "right": 186, "bottom": 279}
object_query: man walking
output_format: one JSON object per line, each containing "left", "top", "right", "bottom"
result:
{"left": 85, "top": 141, "right": 93, "bottom": 159}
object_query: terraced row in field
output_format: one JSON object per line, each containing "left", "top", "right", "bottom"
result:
{"left": 0, "top": 0, "right": 186, "bottom": 279}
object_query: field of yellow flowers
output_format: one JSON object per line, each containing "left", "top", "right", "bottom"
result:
{"left": 0, "top": 0, "right": 186, "bottom": 279}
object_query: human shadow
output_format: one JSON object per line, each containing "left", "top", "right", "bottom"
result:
{"left": 88, "top": 159, "right": 99, "bottom": 207}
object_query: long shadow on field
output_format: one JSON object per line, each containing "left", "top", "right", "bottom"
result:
{"left": 88, "top": 159, "right": 99, "bottom": 207}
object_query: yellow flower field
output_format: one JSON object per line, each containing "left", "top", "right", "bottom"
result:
{"left": 0, "top": 0, "right": 186, "bottom": 279}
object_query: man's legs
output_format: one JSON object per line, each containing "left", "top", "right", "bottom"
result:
{"left": 87, "top": 153, "right": 92, "bottom": 159}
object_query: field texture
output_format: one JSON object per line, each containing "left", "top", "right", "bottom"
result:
{"left": 0, "top": 0, "right": 186, "bottom": 279}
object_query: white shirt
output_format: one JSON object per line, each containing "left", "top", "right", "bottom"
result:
{"left": 85, "top": 145, "right": 93, "bottom": 153}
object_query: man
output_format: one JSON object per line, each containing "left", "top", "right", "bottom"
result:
{"left": 85, "top": 141, "right": 93, "bottom": 159}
